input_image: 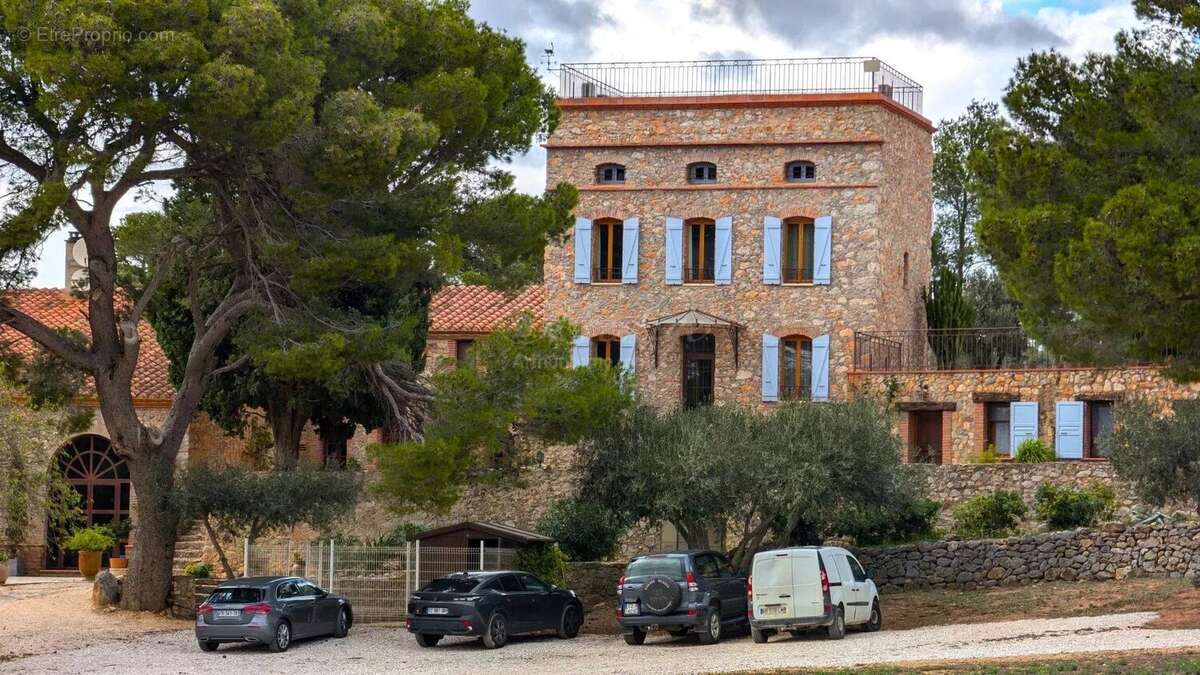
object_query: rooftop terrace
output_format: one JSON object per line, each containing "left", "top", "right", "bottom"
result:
{"left": 556, "top": 57, "right": 923, "bottom": 115}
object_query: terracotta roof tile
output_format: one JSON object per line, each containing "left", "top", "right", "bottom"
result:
{"left": 0, "top": 288, "right": 173, "bottom": 401}
{"left": 428, "top": 285, "right": 545, "bottom": 334}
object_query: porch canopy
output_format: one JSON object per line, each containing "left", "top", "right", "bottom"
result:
{"left": 645, "top": 308, "right": 746, "bottom": 368}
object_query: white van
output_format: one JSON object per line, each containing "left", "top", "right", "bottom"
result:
{"left": 748, "top": 546, "right": 881, "bottom": 643}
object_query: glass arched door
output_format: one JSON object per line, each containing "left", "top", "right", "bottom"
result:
{"left": 45, "top": 435, "right": 130, "bottom": 569}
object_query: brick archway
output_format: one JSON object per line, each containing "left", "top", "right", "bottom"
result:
{"left": 45, "top": 434, "right": 129, "bottom": 570}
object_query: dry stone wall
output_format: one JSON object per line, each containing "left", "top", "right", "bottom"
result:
{"left": 855, "top": 524, "right": 1200, "bottom": 591}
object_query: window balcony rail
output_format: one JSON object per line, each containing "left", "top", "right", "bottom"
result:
{"left": 556, "top": 57, "right": 923, "bottom": 115}
{"left": 683, "top": 267, "right": 715, "bottom": 283}
{"left": 780, "top": 384, "right": 811, "bottom": 401}
{"left": 591, "top": 266, "right": 622, "bottom": 282}
{"left": 854, "top": 328, "right": 1065, "bottom": 372}
{"left": 782, "top": 267, "right": 814, "bottom": 284}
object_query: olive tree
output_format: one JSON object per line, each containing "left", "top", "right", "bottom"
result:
{"left": 1107, "top": 399, "right": 1200, "bottom": 514}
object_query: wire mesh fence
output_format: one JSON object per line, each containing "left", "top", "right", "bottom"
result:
{"left": 243, "top": 541, "right": 517, "bottom": 622}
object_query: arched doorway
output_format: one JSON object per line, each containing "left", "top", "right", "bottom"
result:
{"left": 45, "top": 435, "right": 130, "bottom": 570}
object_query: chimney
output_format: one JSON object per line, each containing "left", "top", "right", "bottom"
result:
{"left": 65, "top": 231, "right": 88, "bottom": 291}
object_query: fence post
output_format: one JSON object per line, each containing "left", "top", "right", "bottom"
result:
{"left": 316, "top": 540, "right": 323, "bottom": 585}
{"left": 405, "top": 542, "right": 411, "bottom": 600}
{"left": 243, "top": 537, "right": 250, "bottom": 577}
{"left": 415, "top": 539, "right": 421, "bottom": 587}
{"left": 329, "top": 539, "right": 336, "bottom": 594}
{"left": 479, "top": 540, "right": 485, "bottom": 570}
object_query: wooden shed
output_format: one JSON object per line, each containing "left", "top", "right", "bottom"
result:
{"left": 414, "top": 521, "right": 554, "bottom": 550}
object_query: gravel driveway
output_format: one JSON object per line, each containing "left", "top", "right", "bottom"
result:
{"left": 10, "top": 612, "right": 1200, "bottom": 673}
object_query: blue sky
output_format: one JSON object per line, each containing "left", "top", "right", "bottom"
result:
{"left": 28, "top": 0, "right": 1143, "bottom": 287}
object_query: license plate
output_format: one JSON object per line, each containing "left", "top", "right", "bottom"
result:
{"left": 762, "top": 605, "right": 787, "bottom": 616}
{"left": 426, "top": 607, "right": 449, "bottom": 615}
{"left": 623, "top": 603, "right": 640, "bottom": 616}
{"left": 216, "top": 610, "right": 240, "bottom": 618}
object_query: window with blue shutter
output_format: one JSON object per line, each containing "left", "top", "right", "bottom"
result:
{"left": 665, "top": 217, "right": 683, "bottom": 285}
{"left": 573, "top": 217, "right": 592, "bottom": 284}
{"left": 619, "top": 334, "right": 636, "bottom": 373}
{"left": 763, "top": 216, "right": 781, "bottom": 284}
{"left": 1009, "top": 401, "right": 1039, "bottom": 451}
{"left": 571, "top": 335, "right": 590, "bottom": 368}
{"left": 811, "top": 334, "right": 830, "bottom": 400}
{"left": 1055, "top": 401, "right": 1084, "bottom": 459}
{"left": 714, "top": 216, "right": 733, "bottom": 284}
{"left": 813, "top": 215, "right": 832, "bottom": 285}
{"left": 761, "top": 334, "right": 779, "bottom": 402}
{"left": 621, "top": 218, "right": 639, "bottom": 284}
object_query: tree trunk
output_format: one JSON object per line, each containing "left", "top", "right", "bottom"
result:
{"left": 268, "top": 399, "right": 308, "bottom": 469}
{"left": 201, "top": 515, "right": 236, "bottom": 580}
{"left": 675, "top": 521, "right": 711, "bottom": 550}
{"left": 119, "top": 450, "right": 181, "bottom": 611}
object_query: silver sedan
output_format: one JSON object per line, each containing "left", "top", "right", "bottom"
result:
{"left": 195, "top": 576, "right": 352, "bottom": 652}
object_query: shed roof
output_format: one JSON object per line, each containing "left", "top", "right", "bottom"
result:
{"left": 415, "top": 521, "right": 554, "bottom": 544}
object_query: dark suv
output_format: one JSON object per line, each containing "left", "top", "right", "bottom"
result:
{"left": 617, "top": 550, "right": 747, "bottom": 645}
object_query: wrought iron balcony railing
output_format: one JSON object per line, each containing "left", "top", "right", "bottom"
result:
{"left": 556, "top": 57, "right": 923, "bottom": 115}
{"left": 854, "top": 328, "right": 1061, "bottom": 372}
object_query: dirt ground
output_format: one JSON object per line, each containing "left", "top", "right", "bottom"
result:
{"left": 0, "top": 579, "right": 189, "bottom": 663}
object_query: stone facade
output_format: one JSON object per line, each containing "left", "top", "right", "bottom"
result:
{"left": 852, "top": 366, "right": 1200, "bottom": 464}
{"left": 543, "top": 95, "right": 933, "bottom": 410}
{"left": 855, "top": 523, "right": 1200, "bottom": 591}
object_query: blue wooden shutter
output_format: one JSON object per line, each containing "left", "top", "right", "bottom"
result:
{"left": 619, "top": 334, "right": 636, "bottom": 373}
{"left": 715, "top": 216, "right": 733, "bottom": 285}
{"left": 621, "top": 218, "right": 639, "bottom": 284}
{"left": 571, "top": 335, "right": 590, "bottom": 368}
{"left": 763, "top": 216, "right": 781, "bottom": 284}
{"left": 1010, "top": 401, "right": 1039, "bottom": 451}
{"left": 1055, "top": 401, "right": 1084, "bottom": 459}
{"left": 761, "top": 334, "right": 779, "bottom": 402}
{"left": 665, "top": 217, "right": 683, "bottom": 285}
{"left": 811, "top": 334, "right": 830, "bottom": 401}
{"left": 573, "top": 217, "right": 592, "bottom": 284}
{"left": 813, "top": 215, "right": 832, "bottom": 285}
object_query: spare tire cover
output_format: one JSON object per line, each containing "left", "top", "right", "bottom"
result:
{"left": 641, "top": 575, "right": 682, "bottom": 615}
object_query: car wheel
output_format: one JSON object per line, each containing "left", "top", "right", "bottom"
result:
{"left": 482, "top": 613, "right": 508, "bottom": 649}
{"left": 623, "top": 628, "right": 646, "bottom": 646}
{"left": 197, "top": 640, "right": 218, "bottom": 652}
{"left": 825, "top": 605, "right": 846, "bottom": 640}
{"left": 751, "top": 627, "right": 769, "bottom": 644}
{"left": 865, "top": 600, "right": 882, "bottom": 632}
{"left": 696, "top": 606, "right": 722, "bottom": 645}
{"left": 557, "top": 604, "right": 582, "bottom": 639}
{"left": 334, "top": 608, "right": 351, "bottom": 638}
{"left": 268, "top": 621, "right": 291, "bottom": 653}
{"left": 415, "top": 633, "right": 442, "bottom": 648}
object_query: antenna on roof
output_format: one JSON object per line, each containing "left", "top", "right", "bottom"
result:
{"left": 542, "top": 43, "right": 556, "bottom": 71}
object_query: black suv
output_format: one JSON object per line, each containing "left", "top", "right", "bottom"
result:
{"left": 617, "top": 550, "right": 748, "bottom": 645}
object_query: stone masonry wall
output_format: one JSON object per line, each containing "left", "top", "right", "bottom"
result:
{"left": 853, "top": 366, "right": 1200, "bottom": 464}
{"left": 855, "top": 524, "right": 1200, "bottom": 591}
{"left": 545, "top": 98, "right": 933, "bottom": 411}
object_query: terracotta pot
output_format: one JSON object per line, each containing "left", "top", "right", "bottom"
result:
{"left": 110, "top": 557, "right": 128, "bottom": 570}
{"left": 78, "top": 550, "right": 102, "bottom": 580}
{"left": 0, "top": 561, "right": 8, "bottom": 585}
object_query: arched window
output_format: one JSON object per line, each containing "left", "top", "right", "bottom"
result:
{"left": 682, "top": 333, "right": 716, "bottom": 407}
{"left": 46, "top": 435, "right": 129, "bottom": 569}
{"left": 782, "top": 217, "right": 816, "bottom": 283}
{"left": 684, "top": 218, "right": 715, "bottom": 283}
{"left": 785, "top": 160, "right": 816, "bottom": 182}
{"left": 781, "top": 335, "right": 813, "bottom": 400}
{"left": 595, "top": 163, "right": 626, "bottom": 184}
{"left": 591, "top": 218, "right": 623, "bottom": 282}
{"left": 687, "top": 162, "right": 717, "bottom": 184}
{"left": 592, "top": 335, "right": 621, "bottom": 367}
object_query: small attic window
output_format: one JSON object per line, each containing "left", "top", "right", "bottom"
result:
{"left": 786, "top": 161, "right": 817, "bottom": 182}
{"left": 596, "top": 163, "right": 626, "bottom": 184}
{"left": 688, "top": 162, "right": 717, "bottom": 184}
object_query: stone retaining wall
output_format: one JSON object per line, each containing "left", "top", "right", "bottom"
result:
{"left": 855, "top": 524, "right": 1200, "bottom": 591}
{"left": 567, "top": 561, "right": 624, "bottom": 634}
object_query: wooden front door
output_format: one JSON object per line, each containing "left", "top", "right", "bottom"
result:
{"left": 45, "top": 435, "right": 130, "bottom": 569}
{"left": 909, "top": 411, "right": 943, "bottom": 464}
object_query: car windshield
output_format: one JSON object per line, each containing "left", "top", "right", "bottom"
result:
{"left": 625, "top": 557, "right": 685, "bottom": 580}
{"left": 208, "top": 587, "right": 262, "bottom": 604}
{"left": 421, "top": 577, "right": 481, "bottom": 593}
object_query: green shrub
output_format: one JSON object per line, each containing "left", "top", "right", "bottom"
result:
{"left": 182, "top": 561, "right": 212, "bottom": 579}
{"left": 512, "top": 543, "right": 569, "bottom": 587}
{"left": 952, "top": 490, "right": 1027, "bottom": 539}
{"left": 1035, "top": 483, "right": 1117, "bottom": 529}
{"left": 972, "top": 445, "right": 1005, "bottom": 464}
{"left": 839, "top": 498, "right": 942, "bottom": 546}
{"left": 63, "top": 526, "right": 115, "bottom": 552}
{"left": 538, "top": 499, "right": 627, "bottom": 561}
{"left": 1014, "top": 438, "right": 1054, "bottom": 463}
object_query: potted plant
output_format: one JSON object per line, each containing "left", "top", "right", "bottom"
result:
{"left": 104, "top": 521, "right": 132, "bottom": 571}
{"left": 64, "top": 527, "right": 116, "bottom": 581}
